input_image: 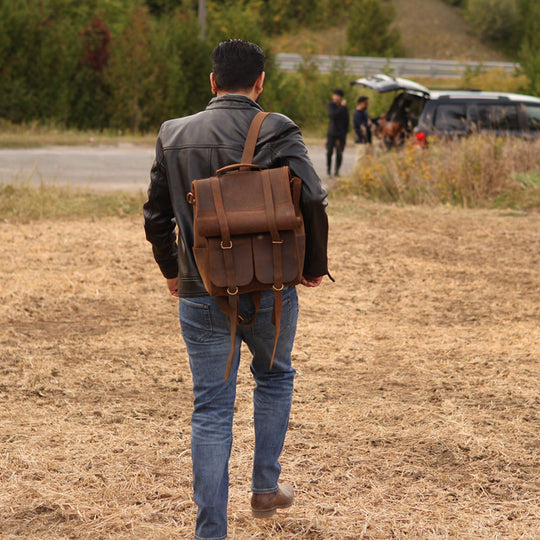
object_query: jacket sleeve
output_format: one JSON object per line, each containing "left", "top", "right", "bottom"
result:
{"left": 271, "top": 118, "right": 330, "bottom": 278}
{"left": 143, "top": 136, "right": 179, "bottom": 279}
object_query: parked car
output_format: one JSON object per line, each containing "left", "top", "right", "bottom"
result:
{"left": 351, "top": 74, "right": 540, "bottom": 148}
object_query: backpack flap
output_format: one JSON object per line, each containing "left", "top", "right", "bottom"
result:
{"left": 193, "top": 167, "right": 301, "bottom": 237}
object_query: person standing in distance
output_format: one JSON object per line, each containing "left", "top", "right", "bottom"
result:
{"left": 326, "top": 88, "right": 349, "bottom": 177}
{"left": 353, "top": 95, "right": 373, "bottom": 169}
{"left": 143, "top": 39, "right": 331, "bottom": 540}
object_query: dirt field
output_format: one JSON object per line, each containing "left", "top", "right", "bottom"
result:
{"left": 1, "top": 198, "right": 538, "bottom": 539}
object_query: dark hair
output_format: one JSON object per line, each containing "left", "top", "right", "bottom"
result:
{"left": 333, "top": 88, "right": 344, "bottom": 97}
{"left": 211, "top": 39, "right": 265, "bottom": 92}
{"left": 357, "top": 96, "right": 368, "bottom": 104}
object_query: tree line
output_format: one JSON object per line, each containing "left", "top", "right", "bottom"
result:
{"left": 0, "top": 0, "right": 538, "bottom": 132}
{"left": 0, "top": 0, "right": 405, "bottom": 131}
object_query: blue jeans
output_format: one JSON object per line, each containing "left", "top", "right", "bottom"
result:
{"left": 179, "top": 287, "right": 298, "bottom": 540}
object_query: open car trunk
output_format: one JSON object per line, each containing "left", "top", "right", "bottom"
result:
{"left": 351, "top": 75, "right": 430, "bottom": 148}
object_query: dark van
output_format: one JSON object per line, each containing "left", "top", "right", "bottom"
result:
{"left": 352, "top": 74, "right": 540, "bottom": 148}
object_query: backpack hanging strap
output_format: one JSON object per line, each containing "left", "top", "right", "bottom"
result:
{"left": 224, "top": 293, "right": 239, "bottom": 381}
{"left": 216, "top": 291, "right": 261, "bottom": 380}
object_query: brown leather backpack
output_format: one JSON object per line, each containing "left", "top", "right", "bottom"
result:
{"left": 188, "top": 112, "right": 305, "bottom": 379}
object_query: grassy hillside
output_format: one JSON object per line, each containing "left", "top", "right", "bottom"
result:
{"left": 272, "top": 0, "right": 510, "bottom": 61}
{"left": 393, "top": 0, "right": 509, "bottom": 60}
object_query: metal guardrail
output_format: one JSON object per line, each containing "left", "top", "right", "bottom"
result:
{"left": 275, "top": 53, "right": 520, "bottom": 79}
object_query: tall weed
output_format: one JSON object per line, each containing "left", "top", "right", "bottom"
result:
{"left": 336, "top": 135, "right": 540, "bottom": 210}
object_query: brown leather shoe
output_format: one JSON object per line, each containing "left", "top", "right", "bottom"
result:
{"left": 251, "top": 483, "right": 294, "bottom": 518}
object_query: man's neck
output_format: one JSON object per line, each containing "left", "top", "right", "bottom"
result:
{"left": 216, "top": 87, "right": 261, "bottom": 102}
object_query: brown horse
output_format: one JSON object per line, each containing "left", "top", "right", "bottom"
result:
{"left": 375, "top": 118, "right": 405, "bottom": 149}
{"left": 376, "top": 118, "right": 404, "bottom": 139}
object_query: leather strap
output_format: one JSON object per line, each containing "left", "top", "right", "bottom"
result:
{"left": 224, "top": 293, "right": 239, "bottom": 380}
{"left": 217, "top": 291, "right": 261, "bottom": 380}
{"left": 261, "top": 169, "right": 284, "bottom": 290}
{"left": 210, "top": 177, "right": 237, "bottom": 295}
{"left": 291, "top": 176, "right": 302, "bottom": 211}
{"left": 269, "top": 289, "right": 282, "bottom": 370}
{"left": 261, "top": 168, "right": 283, "bottom": 370}
{"left": 241, "top": 112, "right": 269, "bottom": 164}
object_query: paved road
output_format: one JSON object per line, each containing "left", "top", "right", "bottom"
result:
{"left": 0, "top": 142, "right": 355, "bottom": 192}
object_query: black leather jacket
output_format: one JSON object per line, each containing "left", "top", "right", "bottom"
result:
{"left": 144, "top": 94, "right": 330, "bottom": 297}
{"left": 327, "top": 101, "right": 349, "bottom": 137}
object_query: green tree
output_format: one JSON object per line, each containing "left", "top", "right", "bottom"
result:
{"left": 145, "top": 0, "right": 193, "bottom": 16}
{"left": 0, "top": 0, "right": 84, "bottom": 123}
{"left": 206, "top": 0, "right": 266, "bottom": 47}
{"left": 151, "top": 6, "right": 212, "bottom": 123}
{"left": 0, "top": 0, "right": 147, "bottom": 126}
{"left": 464, "top": 0, "right": 521, "bottom": 54}
{"left": 258, "top": 0, "right": 353, "bottom": 34}
{"left": 68, "top": 15, "right": 112, "bottom": 129}
{"left": 346, "top": 0, "right": 402, "bottom": 57}
{"left": 204, "top": 0, "right": 280, "bottom": 117}
{"left": 0, "top": 1, "right": 35, "bottom": 122}
{"left": 105, "top": 5, "right": 157, "bottom": 131}
{"left": 518, "top": 0, "right": 540, "bottom": 95}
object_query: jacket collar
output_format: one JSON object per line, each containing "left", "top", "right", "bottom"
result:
{"left": 206, "top": 94, "right": 264, "bottom": 111}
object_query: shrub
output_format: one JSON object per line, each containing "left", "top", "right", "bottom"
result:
{"left": 460, "top": 67, "right": 527, "bottom": 93}
{"left": 262, "top": 59, "right": 360, "bottom": 133}
{"left": 335, "top": 135, "right": 540, "bottom": 210}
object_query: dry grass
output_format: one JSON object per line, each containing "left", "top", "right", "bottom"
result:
{"left": 0, "top": 120, "right": 156, "bottom": 149}
{"left": 338, "top": 136, "right": 540, "bottom": 209}
{"left": 1, "top": 197, "right": 539, "bottom": 539}
{"left": 0, "top": 184, "right": 147, "bottom": 221}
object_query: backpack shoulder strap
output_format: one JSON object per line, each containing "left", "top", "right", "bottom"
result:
{"left": 241, "top": 111, "right": 270, "bottom": 164}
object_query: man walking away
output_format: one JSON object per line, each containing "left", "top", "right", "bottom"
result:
{"left": 143, "top": 39, "right": 331, "bottom": 540}
{"left": 326, "top": 88, "right": 349, "bottom": 177}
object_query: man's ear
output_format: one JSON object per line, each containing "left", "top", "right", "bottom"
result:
{"left": 253, "top": 71, "right": 265, "bottom": 97}
{"left": 210, "top": 73, "right": 218, "bottom": 95}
